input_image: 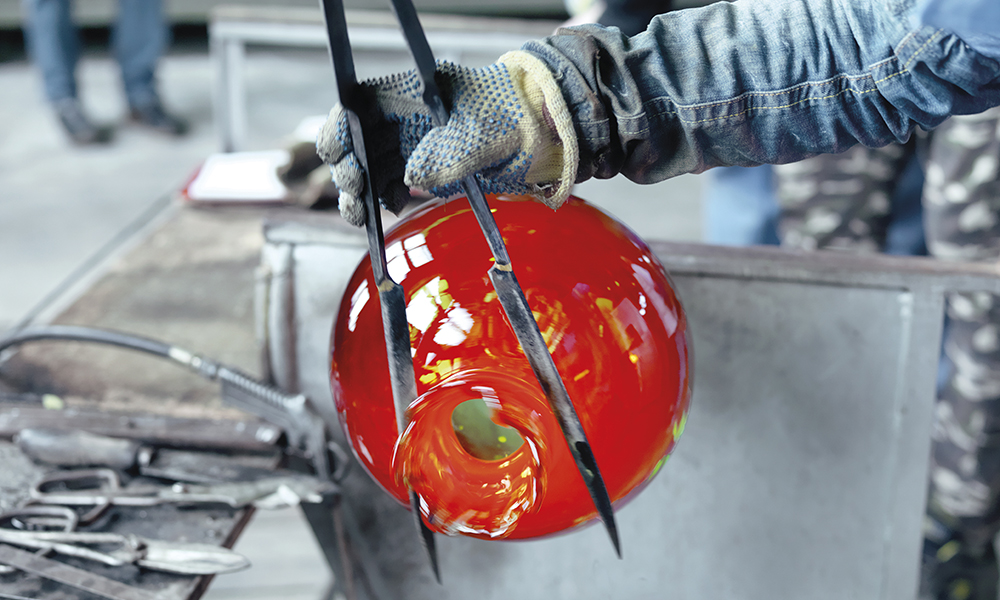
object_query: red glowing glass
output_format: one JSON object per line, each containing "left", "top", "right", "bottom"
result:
{"left": 330, "top": 194, "right": 690, "bottom": 540}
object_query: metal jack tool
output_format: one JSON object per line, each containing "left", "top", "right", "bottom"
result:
{"left": 319, "top": 0, "right": 621, "bottom": 580}
{"left": 318, "top": 0, "right": 440, "bottom": 582}
{"left": 386, "top": 0, "right": 621, "bottom": 558}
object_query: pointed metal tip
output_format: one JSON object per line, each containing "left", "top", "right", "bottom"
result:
{"left": 410, "top": 491, "right": 442, "bottom": 583}
{"left": 423, "top": 527, "right": 441, "bottom": 584}
{"left": 604, "top": 517, "right": 622, "bottom": 559}
{"left": 427, "top": 545, "right": 442, "bottom": 584}
{"left": 573, "top": 441, "right": 623, "bottom": 559}
{"left": 592, "top": 492, "right": 621, "bottom": 559}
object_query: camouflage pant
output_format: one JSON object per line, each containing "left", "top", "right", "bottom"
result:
{"left": 774, "top": 106, "right": 1000, "bottom": 553}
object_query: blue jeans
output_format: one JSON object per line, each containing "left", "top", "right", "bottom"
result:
{"left": 703, "top": 159, "right": 927, "bottom": 251}
{"left": 703, "top": 166, "right": 781, "bottom": 247}
{"left": 21, "top": 0, "right": 167, "bottom": 108}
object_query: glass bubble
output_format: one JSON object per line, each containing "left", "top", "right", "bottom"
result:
{"left": 331, "top": 194, "right": 691, "bottom": 540}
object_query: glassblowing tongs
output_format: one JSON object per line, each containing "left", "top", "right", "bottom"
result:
{"left": 318, "top": 0, "right": 621, "bottom": 580}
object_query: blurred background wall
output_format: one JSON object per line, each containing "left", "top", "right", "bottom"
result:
{"left": 0, "top": 0, "right": 571, "bottom": 28}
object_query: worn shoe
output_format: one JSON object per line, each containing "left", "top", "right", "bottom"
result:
{"left": 129, "top": 100, "right": 189, "bottom": 136}
{"left": 54, "top": 99, "right": 112, "bottom": 145}
{"left": 920, "top": 527, "right": 999, "bottom": 600}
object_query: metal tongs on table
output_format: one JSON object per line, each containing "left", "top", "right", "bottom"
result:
{"left": 318, "top": 0, "right": 621, "bottom": 580}
{"left": 0, "top": 505, "right": 250, "bottom": 576}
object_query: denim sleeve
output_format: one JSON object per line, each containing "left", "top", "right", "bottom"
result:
{"left": 522, "top": 0, "right": 1000, "bottom": 184}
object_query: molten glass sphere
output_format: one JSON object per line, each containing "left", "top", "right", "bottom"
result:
{"left": 330, "top": 194, "right": 690, "bottom": 540}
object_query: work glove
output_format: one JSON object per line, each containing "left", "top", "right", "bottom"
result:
{"left": 315, "top": 51, "right": 579, "bottom": 227}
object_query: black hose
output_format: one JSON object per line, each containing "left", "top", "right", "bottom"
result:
{"left": 0, "top": 324, "right": 223, "bottom": 381}
{"left": 0, "top": 325, "right": 173, "bottom": 358}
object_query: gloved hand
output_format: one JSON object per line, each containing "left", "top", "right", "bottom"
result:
{"left": 315, "top": 51, "right": 579, "bottom": 226}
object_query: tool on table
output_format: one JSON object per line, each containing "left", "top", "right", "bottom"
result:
{"left": 0, "top": 505, "right": 77, "bottom": 576}
{"left": 0, "top": 542, "right": 165, "bottom": 600}
{"left": 0, "top": 405, "right": 283, "bottom": 455}
{"left": 15, "top": 427, "right": 295, "bottom": 483}
{"left": 0, "top": 505, "right": 250, "bottom": 575}
{"left": 17, "top": 428, "right": 154, "bottom": 472}
{"left": 30, "top": 468, "right": 337, "bottom": 524}
{"left": 0, "top": 325, "right": 349, "bottom": 483}
{"left": 0, "top": 392, "right": 48, "bottom": 405}
{"left": 318, "top": 0, "right": 621, "bottom": 577}
{"left": 318, "top": 0, "right": 440, "bottom": 581}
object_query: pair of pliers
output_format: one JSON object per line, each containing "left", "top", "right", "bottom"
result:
{"left": 318, "top": 0, "right": 620, "bottom": 581}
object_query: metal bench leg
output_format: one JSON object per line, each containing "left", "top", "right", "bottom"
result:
{"left": 300, "top": 493, "right": 357, "bottom": 600}
{"left": 211, "top": 31, "right": 248, "bottom": 152}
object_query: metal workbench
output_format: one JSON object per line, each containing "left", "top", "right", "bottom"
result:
{"left": 0, "top": 204, "right": 303, "bottom": 600}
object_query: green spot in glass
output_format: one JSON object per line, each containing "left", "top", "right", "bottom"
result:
{"left": 451, "top": 398, "right": 524, "bottom": 461}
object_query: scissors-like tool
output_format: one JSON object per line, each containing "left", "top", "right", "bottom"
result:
{"left": 384, "top": 0, "right": 621, "bottom": 559}
{"left": 0, "top": 505, "right": 250, "bottom": 575}
{"left": 30, "top": 468, "right": 337, "bottom": 524}
{"left": 318, "top": 0, "right": 621, "bottom": 581}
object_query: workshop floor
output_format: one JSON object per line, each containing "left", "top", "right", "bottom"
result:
{"left": 0, "top": 27, "right": 703, "bottom": 599}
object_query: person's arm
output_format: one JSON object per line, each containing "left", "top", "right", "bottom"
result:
{"left": 525, "top": 0, "right": 1000, "bottom": 185}
{"left": 317, "top": 0, "right": 1000, "bottom": 225}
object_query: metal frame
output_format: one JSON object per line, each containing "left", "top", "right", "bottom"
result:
{"left": 209, "top": 7, "right": 559, "bottom": 151}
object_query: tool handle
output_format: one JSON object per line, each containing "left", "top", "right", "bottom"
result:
{"left": 388, "top": 0, "right": 448, "bottom": 124}
{"left": 217, "top": 367, "right": 307, "bottom": 427}
{"left": 389, "top": 0, "right": 512, "bottom": 267}
{"left": 0, "top": 543, "right": 160, "bottom": 600}
{"left": 16, "top": 428, "right": 141, "bottom": 470}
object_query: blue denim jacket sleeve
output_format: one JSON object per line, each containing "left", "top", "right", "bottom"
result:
{"left": 521, "top": 0, "right": 1000, "bottom": 185}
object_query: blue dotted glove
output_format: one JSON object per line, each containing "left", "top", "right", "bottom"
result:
{"left": 316, "top": 51, "right": 578, "bottom": 226}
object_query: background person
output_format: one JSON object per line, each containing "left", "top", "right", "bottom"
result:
{"left": 21, "top": 0, "right": 187, "bottom": 145}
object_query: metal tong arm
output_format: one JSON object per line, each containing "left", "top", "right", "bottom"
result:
{"left": 31, "top": 468, "right": 234, "bottom": 507}
{"left": 0, "top": 505, "right": 251, "bottom": 576}
{"left": 32, "top": 467, "right": 337, "bottom": 508}
{"left": 0, "top": 530, "right": 142, "bottom": 568}
{"left": 387, "top": 0, "right": 620, "bottom": 557}
{"left": 319, "top": 0, "right": 440, "bottom": 582}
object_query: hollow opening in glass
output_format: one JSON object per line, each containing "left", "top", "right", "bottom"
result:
{"left": 451, "top": 398, "right": 524, "bottom": 461}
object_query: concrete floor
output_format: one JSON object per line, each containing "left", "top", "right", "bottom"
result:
{"left": 0, "top": 28, "right": 704, "bottom": 599}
